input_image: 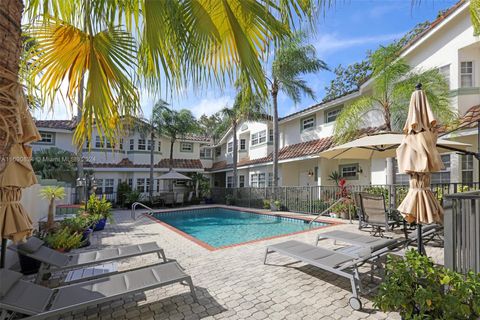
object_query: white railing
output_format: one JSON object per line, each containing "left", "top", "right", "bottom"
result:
{"left": 131, "top": 202, "right": 155, "bottom": 220}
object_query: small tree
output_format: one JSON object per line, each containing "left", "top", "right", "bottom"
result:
{"left": 32, "top": 148, "right": 77, "bottom": 183}
{"left": 40, "top": 186, "right": 66, "bottom": 230}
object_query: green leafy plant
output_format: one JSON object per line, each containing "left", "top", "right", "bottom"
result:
{"left": 60, "top": 214, "right": 92, "bottom": 233}
{"left": 330, "top": 199, "right": 355, "bottom": 219}
{"left": 263, "top": 199, "right": 271, "bottom": 209}
{"left": 86, "top": 194, "right": 114, "bottom": 223}
{"left": 225, "top": 194, "right": 234, "bottom": 205}
{"left": 328, "top": 171, "right": 342, "bottom": 186}
{"left": 375, "top": 249, "right": 480, "bottom": 319}
{"left": 124, "top": 190, "right": 142, "bottom": 208}
{"left": 116, "top": 182, "right": 132, "bottom": 207}
{"left": 44, "top": 228, "right": 82, "bottom": 252}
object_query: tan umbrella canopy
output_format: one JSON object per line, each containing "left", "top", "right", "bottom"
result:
{"left": 396, "top": 84, "right": 444, "bottom": 253}
{"left": 319, "top": 133, "right": 470, "bottom": 160}
{"left": 0, "top": 82, "right": 41, "bottom": 267}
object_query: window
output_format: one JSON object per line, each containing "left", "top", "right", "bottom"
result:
{"left": 157, "top": 141, "right": 161, "bottom": 152}
{"left": 105, "top": 139, "right": 112, "bottom": 149}
{"left": 339, "top": 164, "right": 359, "bottom": 180}
{"left": 95, "top": 179, "right": 103, "bottom": 194}
{"left": 146, "top": 178, "right": 150, "bottom": 192}
{"left": 227, "top": 142, "right": 233, "bottom": 153}
{"left": 129, "top": 139, "right": 134, "bottom": 151}
{"left": 325, "top": 107, "right": 342, "bottom": 123}
{"left": 119, "top": 138, "right": 123, "bottom": 150}
{"left": 38, "top": 132, "right": 54, "bottom": 144}
{"left": 104, "top": 179, "right": 114, "bottom": 194}
{"left": 200, "top": 148, "right": 212, "bottom": 159}
{"left": 251, "top": 173, "right": 266, "bottom": 187}
{"left": 432, "top": 154, "right": 451, "bottom": 184}
{"left": 227, "top": 176, "right": 233, "bottom": 188}
{"left": 251, "top": 130, "right": 266, "bottom": 146}
{"left": 155, "top": 179, "right": 160, "bottom": 192}
{"left": 461, "top": 61, "right": 474, "bottom": 88}
{"left": 136, "top": 178, "right": 145, "bottom": 192}
{"left": 301, "top": 116, "right": 315, "bottom": 131}
{"left": 438, "top": 64, "right": 450, "bottom": 89}
{"left": 269, "top": 129, "right": 274, "bottom": 142}
{"left": 268, "top": 172, "right": 273, "bottom": 187}
{"left": 138, "top": 139, "right": 146, "bottom": 150}
{"left": 215, "top": 147, "right": 222, "bottom": 157}
{"left": 239, "top": 175, "right": 245, "bottom": 188}
{"left": 240, "top": 139, "right": 246, "bottom": 151}
{"left": 147, "top": 140, "right": 153, "bottom": 151}
{"left": 180, "top": 142, "right": 193, "bottom": 152}
{"left": 95, "top": 136, "right": 102, "bottom": 148}
{"left": 462, "top": 154, "right": 474, "bottom": 184}
{"left": 127, "top": 178, "right": 133, "bottom": 188}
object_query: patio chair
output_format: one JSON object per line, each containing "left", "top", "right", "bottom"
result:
{"left": 264, "top": 237, "right": 403, "bottom": 310}
{"left": 0, "top": 261, "right": 196, "bottom": 320}
{"left": 355, "top": 192, "right": 406, "bottom": 237}
{"left": 175, "top": 193, "right": 185, "bottom": 206}
{"left": 9, "top": 237, "right": 167, "bottom": 284}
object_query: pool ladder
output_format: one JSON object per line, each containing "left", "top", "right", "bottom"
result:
{"left": 131, "top": 202, "right": 155, "bottom": 220}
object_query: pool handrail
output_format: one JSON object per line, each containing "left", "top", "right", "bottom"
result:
{"left": 131, "top": 202, "right": 155, "bottom": 220}
{"left": 308, "top": 197, "right": 350, "bottom": 227}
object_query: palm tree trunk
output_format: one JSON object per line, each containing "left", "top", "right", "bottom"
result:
{"left": 271, "top": 85, "right": 280, "bottom": 199}
{"left": 149, "top": 131, "right": 154, "bottom": 202}
{"left": 47, "top": 198, "right": 55, "bottom": 230}
{"left": 232, "top": 122, "right": 238, "bottom": 188}
{"left": 0, "top": 0, "right": 23, "bottom": 166}
{"left": 169, "top": 138, "right": 175, "bottom": 171}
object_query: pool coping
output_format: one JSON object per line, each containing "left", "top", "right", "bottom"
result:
{"left": 144, "top": 205, "right": 343, "bottom": 251}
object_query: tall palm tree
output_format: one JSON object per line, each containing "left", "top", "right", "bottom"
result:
{"left": 333, "top": 44, "right": 456, "bottom": 185}
{"left": 153, "top": 107, "right": 199, "bottom": 172}
{"left": 268, "top": 33, "right": 328, "bottom": 191}
{"left": 221, "top": 91, "right": 265, "bottom": 188}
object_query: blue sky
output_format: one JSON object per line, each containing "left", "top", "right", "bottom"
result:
{"left": 34, "top": 0, "right": 458, "bottom": 121}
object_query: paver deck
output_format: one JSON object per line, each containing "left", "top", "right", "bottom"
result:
{"left": 48, "top": 205, "right": 444, "bottom": 320}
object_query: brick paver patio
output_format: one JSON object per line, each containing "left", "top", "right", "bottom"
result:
{"left": 53, "top": 206, "right": 444, "bottom": 320}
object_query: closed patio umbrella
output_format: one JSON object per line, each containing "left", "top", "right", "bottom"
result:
{"left": 396, "top": 84, "right": 444, "bottom": 253}
{"left": 0, "top": 90, "right": 41, "bottom": 267}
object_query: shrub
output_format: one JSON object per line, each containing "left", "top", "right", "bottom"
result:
{"left": 375, "top": 249, "right": 480, "bottom": 319}
{"left": 44, "top": 228, "right": 82, "bottom": 251}
{"left": 86, "top": 194, "right": 113, "bottom": 223}
{"left": 116, "top": 182, "right": 131, "bottom": 207}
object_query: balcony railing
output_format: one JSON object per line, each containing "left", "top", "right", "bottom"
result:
{"left": 444, "top": 191, "right": 480, "bottom": 274}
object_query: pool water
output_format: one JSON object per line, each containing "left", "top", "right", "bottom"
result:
{"left": 151, "top": 207, "right": 329, "bottom": 248}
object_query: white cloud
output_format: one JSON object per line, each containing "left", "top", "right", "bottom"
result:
{"left": 185, "top": 96, "right": 234, "bottom": 119}
{"left": 314, "top": 32, "right": 405, "bottom": 55}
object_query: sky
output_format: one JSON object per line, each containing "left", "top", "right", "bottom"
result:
{"left": 33, "top": 0, "right": 459, "bottom": 121}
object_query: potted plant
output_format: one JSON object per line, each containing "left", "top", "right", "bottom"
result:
{"left": 44, "top": 228, "right": 82, "bottom": 252}
{"left": 330, "top": 199, "right": 354, "bottom": 219}
{"left": 270, "top": 200, "right": 281, "bottom": 211}
{"left": 86, "top": 194, "right": 113, "bottom": 231}
{"left": 39, "top": 186, "right": 65, "bottom": 231}
{"left": 61, "top": 214, "right": 94, "bottom": 248}
{"left": 375, "top": 249, "right": 480, "bottom": 319}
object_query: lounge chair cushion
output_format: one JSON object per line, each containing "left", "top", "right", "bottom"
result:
{"left": 0, "top": 269, "right": 22, "bottom": 297}
{"left": 17, "top": 237, "right": 44, "bottom": 253}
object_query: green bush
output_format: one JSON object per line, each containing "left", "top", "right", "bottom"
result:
{"left": 375, "top": 249, "right": 480, "bottom": 319}
{"left": 116, "top": 182, "right": 132, "bottom": 207}
{"left": 44, "top": 228, "right": 82, "bottom": 251}
{"left": 124, "top": 190, "right": 141, "bottom": 208}
{"left": 87, "top": 194, "right": 113, "bottom": 223}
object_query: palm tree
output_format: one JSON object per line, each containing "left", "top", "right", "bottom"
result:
{"left": 32, "top": 147, "right": 78, "bottom": 183}
{"left": 40, "top": 186, "right": 66, "bottom": 230}
{"left": 221, "top": 91, "right": 265, "bottom": 188}
{"left": 153, "top": 107, "right": 199, "bottom": 172}
{"left": 268, "top": 33, "right": 328, "bottom": 191}
{"left": 198, "top": 113, "right": 227, "bottom": 145}
{"left": 333, "top": 44, "right": 456, "bottom": 185}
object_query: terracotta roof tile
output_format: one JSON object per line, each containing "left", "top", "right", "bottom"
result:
{"left": 35, "top": 119, "right": 78, "bottom": 130}
{"left": 457, "top": 105, "right": 480, "bottom": 130}
{"left": 85, "top": 158, "right": 203, "bottom": 170}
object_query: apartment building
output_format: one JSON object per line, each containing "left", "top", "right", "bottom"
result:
{"left": 32, "top": 118, "right": 212, "bottom": 196}
{"left": 209, "top": 0, "right": 480, "bottom": 188}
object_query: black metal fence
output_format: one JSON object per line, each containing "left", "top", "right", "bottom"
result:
{"left": 444, "top": 191, "right": 480, "bottom": 274}
{"left": 212, "top": 182, "right": 480, "bottom": 216}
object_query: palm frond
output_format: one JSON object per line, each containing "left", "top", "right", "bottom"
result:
{"left": 471, "top": 0, "right": 480, "bottom": 36}
{"left": 333, "top": 96, "right": 376, "bottom": 143}
{"left": 27, "top": 17, "right": 140, "bottom": 146}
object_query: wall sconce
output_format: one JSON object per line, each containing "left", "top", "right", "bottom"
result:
{"left": 307, "top": 169, "right": 314, "bottom": 177}
{"left": 358, "top": 166, "right": 363, "bottom": 174}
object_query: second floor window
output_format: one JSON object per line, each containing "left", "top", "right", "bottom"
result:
{"left": 200, "top": 148, "right": 212, "bottom": 159}
{"left": 325, "top": 107, "right": 342, "bottom": 123}
{"left": 180, "top": 142, "right": 193, "bottom": 152}
{"left": 240, "top": 139, "right": 246, "bottom": 150}
{"left": 251, "top": 130, "right": 266, "bottom": 146}
{"left": 461, "top": 61, "right": 474, "bottom": 88}
{"left": 39, "top": 132, "right": 54, "bottom": 144}
{"left": 95, "top": 136, "right": 102, "bottom": 148}
{"left": 129, "top": 139, "right": 134, "bottom": 150}
{"left": 138, "top": 139, "right": 146, "bottom": 150}
{"left": 227, "top": 142, "right": 233, "bottom": 153}
{"left": 301, "top": 116, "right": 315, "bottom": 131}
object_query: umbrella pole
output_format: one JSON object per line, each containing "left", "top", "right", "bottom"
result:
{"left": 417, "top": 224, "right": 423, "bottom": 254}
{"left": 0, "top": 238, "right": 6, "bottom": 268}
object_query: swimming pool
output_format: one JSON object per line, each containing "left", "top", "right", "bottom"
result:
{"left": 150, "top": 207, "right": 331, "bottom": 249}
